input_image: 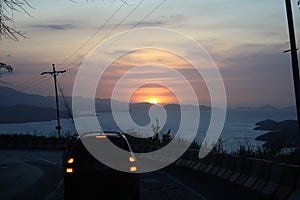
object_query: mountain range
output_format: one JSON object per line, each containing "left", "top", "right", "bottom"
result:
{"left": 0, "top": 86, "right": 296, "bottom": 123}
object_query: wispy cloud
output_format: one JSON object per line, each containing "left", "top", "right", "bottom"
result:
{"left": 31, "top": 24, "right": 76, "bottom": 30}
{"left": 160, "top": 14, "right": 184, "bottom": 21}
{"left": 134, "top": 21, "right": 164, "bottom": 27}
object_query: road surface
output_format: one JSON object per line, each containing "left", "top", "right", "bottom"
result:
{"left": 0, "top": 149, "right": 266, "bottom": 200}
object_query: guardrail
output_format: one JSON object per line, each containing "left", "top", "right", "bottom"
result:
{"left": 1, "top": 139, "right": 299, "bottom": 199}
{"left": 133, "top": 146, "right": 300, "bottom": 200}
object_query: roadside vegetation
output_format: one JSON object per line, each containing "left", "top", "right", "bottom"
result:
{"left": 1, "top": 120, "right": 299, "bottom": 166}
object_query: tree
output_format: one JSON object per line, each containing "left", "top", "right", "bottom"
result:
{"left": 0, "top": 0, "right": 128, "bottom": 41}
{"left": 0, "top": 62, "right": 12, "bottom": 72}
{"left": 0, "top": 62, "right": 12, "bottom": 84}
{"left": 0, "top": 0, "right": 32, "bottom": 41}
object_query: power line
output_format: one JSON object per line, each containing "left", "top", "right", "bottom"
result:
{"left": 61, "top": 0, "right": 145, "bottom": 72}
{"left": 62, "top": 0, "right": 166, "bottom": 73}
{"left": 54, "top": 0, "right": 167, "bottom": 106}
{"left": 56, "top": 1, "right": 127, "bottom": 69}
{"left": 129, "top": 0, "right": 167, "bottom": 30}
{"left": 41, "top": 64, "right": 66, "bottom": 139}
{"left": 18, "top": 76, "right": 52, "bottom": 91}
{"left": 11, "top": 0, "right": 164, "bottom": 92}
{"left": 9, "top": 1, "right": 128, "bottom": 91}
{"left": 55, "top": 0, "right": 167, "bottom": 119}
{"left": 13, "top": 74, "right": 50, "bottom": 91}
{"left": 105, "top": 0, "right": 167, "bottom": 50}
{"left": 57, "top": 80, "right": 75, "bottom": 126}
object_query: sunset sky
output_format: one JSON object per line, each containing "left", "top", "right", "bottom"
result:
{"left": 1, "top": 0, "right": 300, "bottom": 107}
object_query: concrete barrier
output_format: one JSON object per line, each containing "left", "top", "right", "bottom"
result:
{"left": 131, "top": 144, "right": 300, "bottom": 199}
{"left": 288, "top": 172, "right": 300, "bottom": 200}
{"left": 235, "top": 157, "right": 253, "bottom": 185}
{"left": 169, "top": 148, "right": 182, "bottom": 164}
{"left": 192, "top": 153, "right": 211, "bottom": 171}
{"left": 185, "top": 150, "right": 199, "bottom": 169}
{"left": 243, "top": 159, "right": 262, "bottom": 188}
{"left": 203, "top": 152, "right": 218, "bottom": 173}
{"left": 228, "top": 156, "right": 245, "bottom": 183}
{"left": 208, "top": 153, "right": 225, "bottom": 176}
{"left": 251, "top": 160, "right": 272, "bottom": 192}
{"left": 177, "top": 149, "right": 193, "bottom": 167}
{"left": 198, "top": 153, "right": 213, "bottom": 172}
{"left": 174, "top": 156, "right": 185, "bottom": 166}
{"left": 272, "top": 164, "right": 299, "bottom": 200}
{"left": 219, "top": 155, "right": 237, "bottom": 180}
{"left": 261, "top": 162, "right": 285, "bottom": 197}
{"left": 215, "top": 154, "right": 231, "bottom": 178}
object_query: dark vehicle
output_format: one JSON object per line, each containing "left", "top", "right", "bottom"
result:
{"left": 63, "top": 131, "right": 140, "bottom": 200}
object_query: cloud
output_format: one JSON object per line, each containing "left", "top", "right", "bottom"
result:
{"left": 124, "top": 21, "right": 164, "bottom": 28}
{"left": 31, "top": 24, "right": 76, "bottom": 30}
{"left": 160, "top": 14, "right": 184, "bottom": 21}
{"left": 217, "top": 42, "right": 296, "bottom": 106}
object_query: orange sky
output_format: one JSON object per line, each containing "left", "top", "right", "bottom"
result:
{"left": 1, "top": 0, "right": 299, "bottom": 107}
{"left": 96, "top": 48, "right": 210, "bottom": 105}
{"left": 129, "top": 84, "right": 178, "bottom": 104}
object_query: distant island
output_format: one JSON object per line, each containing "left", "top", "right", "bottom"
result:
{"left": 0, "top": 86, "right": 298, "bottom": 126}
{"left": 254, "top": 119, "right": 300, "bottom": 148}
{"left": 0, "top": 86, "right": 213, "bottom": 123}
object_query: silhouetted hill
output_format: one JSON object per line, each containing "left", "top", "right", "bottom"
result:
{"left": 0, "top": 86, "right": 128, "bottom": 114}
{"left": 254, "top": 119, "right": 300, "bottom": 148}
{"left": 0, "top": 86, "right": 54, "bottom": 107}
{"left": 234, "top": 105, "right": 278, "bottom": 111}
{"left": 1, "top": 86, "right": 296, "bottom": 124}
{"left": 0, "top": 105, "right": 69, "bottom": 123}
{"left": 254, "top": 119, "right": 297, "bottom": 131}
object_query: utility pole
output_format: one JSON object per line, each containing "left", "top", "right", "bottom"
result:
{"left": 41, "top": 64, "right": 66, "bottom": 139}
{"left": 285, "top": 0, "right": 300, "bottom": 135}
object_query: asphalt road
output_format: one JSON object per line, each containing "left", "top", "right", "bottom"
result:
{"left": 0, "top": 150, "right": 63, "bottom": 200}
{"left": 0, "top": 150, "right": 267, "bottom": 200}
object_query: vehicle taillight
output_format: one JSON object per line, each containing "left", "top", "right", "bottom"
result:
{"left": 130, "top": 166, "right": 137, "bottom": 172}
{"left": 96, "top": 135, "right": 106, "bottom": 139}
{"left": 129, "top": 156, "right": 136, "bottom": 162}
{"left": 66, "top": 158, "right": 74, "bottom": 173}
{"left": 66, "top": 168, "right": 73, "bottom": 173}
{"left": 129, "top": 156, "right": 137, "bottom": 172}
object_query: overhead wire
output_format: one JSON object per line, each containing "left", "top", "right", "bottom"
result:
{"left": 54, "top": 0, "right": 168, "bottom": 127}
{"left": 19, "top": 75, "right": 51, "bottom": 91}
{"left": 10, "top": 0, "right": 129, "bottom": 91}
{"left": 56, "top": 0, "right": 127, "bottom": 70}
{"left": 57, "top": 80, "right": 74, "bottom": 122}
{"left": 12, "top": 0, "right": 167, "bottom": 93}
{"left": 102, "top": 0, "right": 167, "bottom": 52}
{"left": 60, "top": 0, "right": 145, "bottom": 73}
{"left": 13, "top": 74, "right": 48, "bottom": 90}
{"left": 61, "top": 0, "right": 166, "bottom": 73}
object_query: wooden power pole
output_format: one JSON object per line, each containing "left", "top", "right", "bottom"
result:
{"left": 41, "top": 64, "right": 66, "bottom": 139}
{"left": 285, "top": 0, "right": 300, "bottom": 134}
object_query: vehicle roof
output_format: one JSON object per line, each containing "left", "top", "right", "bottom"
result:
{"left": 66, "top": 130, "right": 133, "bottom": 152}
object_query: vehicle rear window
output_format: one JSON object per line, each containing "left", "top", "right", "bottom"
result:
{"left": 70, "top": 135, "right": 131, "bottom": 162}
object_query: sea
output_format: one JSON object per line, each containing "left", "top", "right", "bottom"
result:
{"left": 0, "top": 108, "right": 297, "bottom": 153}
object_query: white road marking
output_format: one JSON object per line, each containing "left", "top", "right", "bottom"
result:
{"left": 1, "top": 150, "right": 64, "bottom": 200}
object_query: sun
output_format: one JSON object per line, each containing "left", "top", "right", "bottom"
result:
{"left": 148, "top": 98, "right": 159, "bottom": 104}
